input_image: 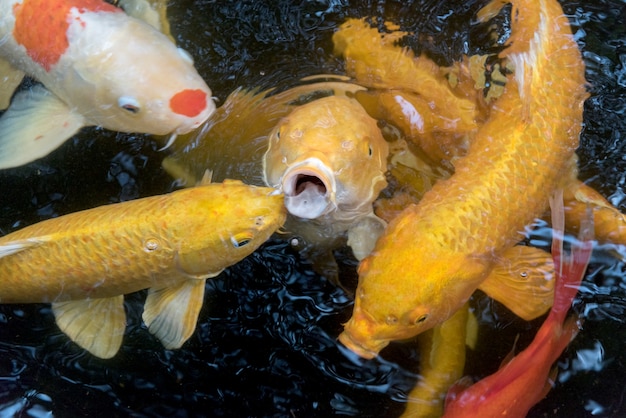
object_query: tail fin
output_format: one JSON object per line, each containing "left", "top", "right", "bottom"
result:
{"left": 549, "top": 190, "right": 594, "bottom": 324}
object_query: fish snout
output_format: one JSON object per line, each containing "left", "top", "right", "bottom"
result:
{"left": 282, "top": 158, "right": 336, "bottom": 219}
{"left": 170, "top": 89, "right": 216, "bottom": 134}
{"left": 339, "top": 308, "right": 388, "bottom": 359}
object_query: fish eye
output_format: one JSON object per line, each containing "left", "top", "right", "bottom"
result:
{"left": 414, "top": 314, "right": 429, "bottom": 325}
{"left": 368, "top": 145, "right": 373, "bottom": 156}
{"left": 230, "top": 233, "right": 253, "bottom": 248}
{"left": 118, "top": 97, "right": 141, "bottom": 114}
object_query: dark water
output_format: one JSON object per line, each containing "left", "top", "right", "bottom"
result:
{"left": 1, "top": 0, "right": 626, "bottom": 416}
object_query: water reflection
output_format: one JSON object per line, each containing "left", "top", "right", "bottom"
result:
{"left": 1, "top": 0, "right": 626, "bottom": 416}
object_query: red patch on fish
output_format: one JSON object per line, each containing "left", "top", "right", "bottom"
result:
{"left": 169, "top": 89, "right": 208, "bottom": 117}
{"left": 12, "top": 0, "right": 120, "bottom": 72}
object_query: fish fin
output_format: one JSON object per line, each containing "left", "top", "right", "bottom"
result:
{"left": 0, "top": 59, "right": 25, "bottom": 110}
{"left": 52, "top": 296, "right": 126, "bottom": 359}
{"left": 157, "top": 133, "right": 177, "bottom": 151}
{"left": 500, "top": 334, "right": 520, "bottom": 367}
{"left": 347, "top": 215, "right": 387, "bottom": 261}
{"left": 550, "top": 189, "right": 593, "bottom": 319}
{"left": 161, "top": 156, "right": 199, "bottom": 188}
{"left": 142, "top": 279, "right": 206, "bottom": 350}
{"left": 0, "top": 238, "right": 47, "bottom": 257}
{"left": 444, "top": 376, "right": 475, "bottom": 406}
{"left": 475, "top": 0, "right": 509, "bottom": 23}
{"left": 198, "top": 169, "right": 214, "bottom": 185}
{"left": 465, "top": 309, "right": 479, "bottom": 350}
{"left": 564, "top": 180, "right": 623, "bottom": 248}
{"left": 117, "top": 0, "right": 173, "bottom": 41}
{"left": 0, "top": 85, "right": 86, "bottom": 169}
{"left": 478, "top": 245, "right": 555, "bottom": 320}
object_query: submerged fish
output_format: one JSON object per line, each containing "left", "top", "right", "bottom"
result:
{"left": 262, "top": 95, "right": 389, "bottom": 261}
{"left": 0, "top": 0, "right": 215, "bottom": 169}
{"left": 402, "top": 303, "right": 474, "bottom": 418}
{"left": 339, "top": 0, "right": 589, "bottom": 359}
{"left": 0, "top": 179, "right": 286, "bottom": 358}
{"left": 443, "top": 192, "right": 593, "bottom": 417}
{"left": 333, "top": 17, "right": 483, "bottom": 164}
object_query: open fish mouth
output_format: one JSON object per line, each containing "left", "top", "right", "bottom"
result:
{"left": 282, "top": 158, "right": 336, "bottom": 219}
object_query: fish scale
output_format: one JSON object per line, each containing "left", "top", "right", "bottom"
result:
{"left": 0, "top": 183, "right": 285, "bottom": 304}
{"left": 0, "top": 194, "right": 178, "bottom": 303}
{"left": 340, "top": 0, "right": 588, "bottom": 359}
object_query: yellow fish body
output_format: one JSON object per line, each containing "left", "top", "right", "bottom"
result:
{"left": 339, "top": 0, "right": 588, "bottom": 359}
{"left": 164, "top": 81, "right": 390, "bottom": 263}
{"left": 263, "top": 95, "right": 389, "bottom": 260}
{"left": 0, "top": 180, "right": 286, "bottom": 358}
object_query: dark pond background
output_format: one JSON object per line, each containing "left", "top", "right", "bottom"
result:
{"left": 1, "top": 0, "right": 626, "bottom": 416}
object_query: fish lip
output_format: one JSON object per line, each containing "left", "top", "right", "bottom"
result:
{"left": 281, "top": 157, "right": 336, "bottom": 219}
{"left": 338, "top": 330, "right": 383, "bottom": 360}
{"left": 172, "top": 99, "right": 216, "bottom": 135}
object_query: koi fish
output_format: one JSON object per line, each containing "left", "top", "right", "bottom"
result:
{"left": 0, "top": 0, "right": 215, "bottom": 169}
{"left": 262, "top": 95, "right": 389, "bottom": 261}
{"left": 162, "top": 78, "right": 367, "bottom": 187}
{"left": 339, "top": 0, "right": 589, "bottom": 359}
{"left": 333, "top": 18, "right": 484, "bottom": 164}
{"left": 442, "top": 191, "right": 594, "bottom": 417}
{"left": 402, "top": 303, "right": 475, "bottom": 418}
{"left": 0, "top": 179, "right": 286, "bottom": 358}
{"left": 163, "top": 80, "right": 389, "bottom": 264}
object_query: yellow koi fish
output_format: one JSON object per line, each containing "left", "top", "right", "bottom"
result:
{"left": 263, "top": 95, "right": 389, "bottom": 261}
{"left": 0, "top": 179, "right": 286, "bottom": 358}
{"left": 339, "top": 0, "right": 588, "bottom": 359}
{"left": 163, "top": 80, "right": 389, "bottom": 264}
{"left": 333, "top": 18, "right": 483, "bottom": 164}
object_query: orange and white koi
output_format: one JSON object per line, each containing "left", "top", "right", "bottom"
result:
{"left": 0, "top": 0, "right": 215, "bottom": 168}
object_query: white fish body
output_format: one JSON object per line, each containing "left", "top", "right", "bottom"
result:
{"left": 0, "top": 0, "right": 215, "bottom": 168}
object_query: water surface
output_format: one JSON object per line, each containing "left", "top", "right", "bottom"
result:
{"left": 1, "top": 0, "right": 626, "bottom": 416}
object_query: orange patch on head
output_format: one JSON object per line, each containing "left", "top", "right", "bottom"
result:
{"left": 12, "top": 0, "right": 120, "bottom": 72}
{"left": 169, "top": 89, "right": 208, "bottom": 117}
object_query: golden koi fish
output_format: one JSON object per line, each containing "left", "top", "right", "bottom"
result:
{"left": 339, "top": 0, "right": 589, "bottom": 359}
{"left": 164, "top": 80, "right": 389, "bottom": 264}
{"left": 333, "top": 17, "right": 484, "bottom": 164}
{"left": 0, "top": 179, "right": 286, "bottom": 358}
{"left": 263, "top": 95, "right": 389, "bottom": 261}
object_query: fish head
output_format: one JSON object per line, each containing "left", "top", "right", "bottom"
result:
{"left": 64, "top": 11, "right": 214, "bottom": 136}
{"left": 339, "top": 232, "right": 491, "bottom": 359}
{"left": 262, "top": 95, "right": 388, "bottom": 221}
{"left": 176, "top": 180, "right": 287, "bottom": 277}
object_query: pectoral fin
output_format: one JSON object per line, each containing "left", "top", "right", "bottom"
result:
{"left": 52, "top": 296, "right": 126, "bottom": 359}
{"left": 478, "top": 245, "right": 555, "bottom": 320}
{"left": 142, "top": 279, "right": 206, "bottom": 350}
{"left": 0, "top": 58, "right": 25, "bottom": 110}
{"left": 117, "top": 0, "right": 174, "bottom": 41}
{"left": 347, "top": 215, "right": 387, "bottom": 261}
{"left": 0, "top": 85, "right": 86, "bottom": 169}
{"left": 0, "top": 238, "right": 46, "bottom": 257}
{"left": 564, "top": 180, "right": 626, "bottom": 248}
{"left": 161, "top": 156, "right": 201, "bottom": 188}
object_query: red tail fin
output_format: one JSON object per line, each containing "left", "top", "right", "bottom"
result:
{"left": 549, "top": 190, "right": 593, "bottom": 324}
